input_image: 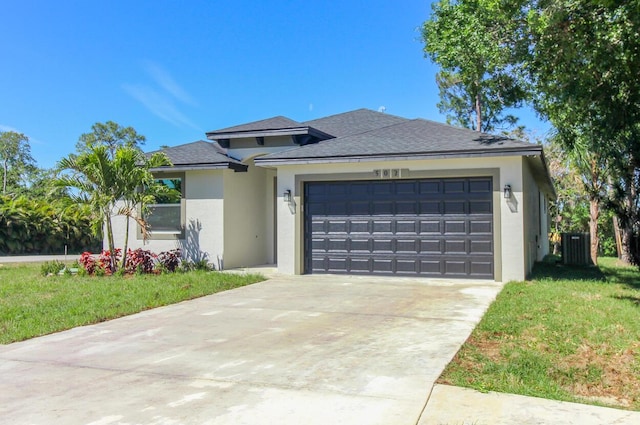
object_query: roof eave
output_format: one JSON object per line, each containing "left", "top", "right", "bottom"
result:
{"left": 206, "top": 126, "right": 333, "bottom": 141}
{"left": 151, "top": 162, "right": 248, "bottom": 173}
{"left": 255, "top": 146, "right": 543, "bottom": 166}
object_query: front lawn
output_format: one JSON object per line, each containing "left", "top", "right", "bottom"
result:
{"left": 438, "top": 257, "right": 640, "bottom": 410}
{"left": 0, "top": 263, "right": 265, "bottom": 344}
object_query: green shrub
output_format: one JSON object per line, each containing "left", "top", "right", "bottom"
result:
{"left": 41, "top": 260, "right": 66, "bottom": 276}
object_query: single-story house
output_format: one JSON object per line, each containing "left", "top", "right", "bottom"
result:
{"left": 112, "top": 108, "right": 555, "bottom": 281}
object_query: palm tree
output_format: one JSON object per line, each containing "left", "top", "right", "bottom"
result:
{"left": 57, "top": 144, "right": 170, "bottom": 272}
{"left": 112, "top": 146, "right": 170, "bottom": 269}
{"left": 57, "top": 145, "right": 120, "bottom": 270}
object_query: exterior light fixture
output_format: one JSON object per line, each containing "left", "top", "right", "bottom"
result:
{"left": 283, "top": 190, "right": 292, "bottom": 203}
{"left": 504, "top": 184, "right": 512, "bottom": 199}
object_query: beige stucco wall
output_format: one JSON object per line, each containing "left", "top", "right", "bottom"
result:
{"left": 109, "top": 169, "right": 225, "bottom": 266}
{"left": 274, "top": 155, "right": 530, "bottom": 282}
{"left": 522, "top": 158, "right": 551, "bottom": 276}
{"left": 222, "top": 159, "right": 275, "bottom": 269}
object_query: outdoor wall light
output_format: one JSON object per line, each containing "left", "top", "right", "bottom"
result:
{"left": 504, "top": 184, "right": 512, "bottom": 199}
{"left": 283, "top": 190, "right": 292, "bottom": 203}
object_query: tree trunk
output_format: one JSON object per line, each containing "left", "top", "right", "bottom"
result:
{"left": 104, "top": 208, "right": 117, "bottom": 272}
{"left": 121, "top": 209, "right": 130, "bottom": 271}
{"left": 2, "top": 160, "right": 7, "bottom": 194}
{"left": 613, "top": 215, "right": 623, "bottom": 259}
{"left": 589, "top": 198, "right": 599, "bottom": 265}
{"left": 619, "top": 162, "right": 637, "bottom": 264}
{"left": 475, "top": 90, "right": 482, "bottom": 132}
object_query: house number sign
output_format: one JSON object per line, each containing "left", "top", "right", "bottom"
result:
{"left": 373, "top": 169, "right": 402, "bottom": 179}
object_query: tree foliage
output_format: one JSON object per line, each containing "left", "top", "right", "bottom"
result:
{"left": 76, "top": 121, "right": 146, "bottom": 156}
{"left": 527, "top": 0, "right": 640, "bottom": 263}
{"left": 0, "top": 195, "right": 98, "bottom": 254}
{"left": 422, "top": 0, "right": 528, "bottom": 132}
{"left": 0, "top": 131, "right": 35, "bottom": 194}
{"left": 58, "top": 122, "right": 170, "bottom": 271}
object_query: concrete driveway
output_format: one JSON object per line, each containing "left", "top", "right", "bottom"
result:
{"left": 0, "top": 274, "right": 502, "bottom": 425}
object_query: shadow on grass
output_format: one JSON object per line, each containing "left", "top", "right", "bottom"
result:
{"left": 600, "top": 267, "right": 640, "bottom": 290}
{"left": 530, "top": 260, "right": 606, "bottom": 282}
{"left": 531, "top": 256, "right": 640, "bottom": 290}
{"left": 613, "top": 295, "right": 640, "bottom": 306}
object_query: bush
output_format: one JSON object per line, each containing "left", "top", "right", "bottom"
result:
{"left": 78, "top": 252, "right": 97, "bottom": 275}
{"left": 98, "top": 249, "right": 121, "bottom": 275}
{"left": 158, "top": 249, "right": 181, "bottom": 272}
{"left": 125, "top": 249, "right": 156, "bottom": 274}
{"left": 41, "top": 260, "right": 66, "bottom": 276}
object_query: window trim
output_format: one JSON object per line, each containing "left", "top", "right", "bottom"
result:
{"left": 138, "top": 172, "right": 186, "bottom": 240}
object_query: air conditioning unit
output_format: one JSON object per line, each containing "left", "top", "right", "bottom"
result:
{"left": 561, "top": 233, "right": 592, "bottom": 265}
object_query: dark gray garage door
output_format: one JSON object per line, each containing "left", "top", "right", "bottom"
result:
{"left": 304, "top": 177, "right": 493, "bottom": 278}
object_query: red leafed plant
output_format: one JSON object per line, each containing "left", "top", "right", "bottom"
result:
{"left": 98, "top": 249, "right": 122, "bottom": 275}
{"left": 78, "top": 251, "right": 97, "bottom": 275}
{"left": 125, "top": 248, "right": 157, "bottom": 274}
{"left": 158, "top": 249, "right": 181, "bottom": 272}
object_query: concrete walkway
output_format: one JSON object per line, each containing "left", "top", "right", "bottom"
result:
{"left": 420, "top": 384, "right": 640, "bottom": 425}
{"left": 0, "top": 254, "right": 73, "bottom": 264}
{"left": 0, "top": 274, "right": 502, "bottom": 425}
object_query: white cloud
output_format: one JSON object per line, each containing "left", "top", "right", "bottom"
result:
{"left": 0, "top": 125, "right": 44, "bottom": 145}
{"left": 122, "top": 84, "right": 201, "bottom": 131}
{"left": 143, "top": 61, "right": 197, "bottom": 106}
{"left": 123, "top": 61, "right": 200, "bottom": 130}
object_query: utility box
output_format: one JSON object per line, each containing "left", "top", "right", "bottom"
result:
{"left": 561, "top": 233, "right": 592, "bottom": 265}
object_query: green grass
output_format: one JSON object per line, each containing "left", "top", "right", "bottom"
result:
{"left": 438, "top": 257, "right": 640, "bottom": 410}
{"left": 0, "top": 263, "right": 265, "bottom": 344}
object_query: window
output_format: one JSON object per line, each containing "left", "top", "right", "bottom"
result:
{"left": 144, "top": 174, "right": 185, "bottom": 237}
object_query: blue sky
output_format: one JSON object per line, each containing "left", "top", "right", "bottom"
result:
{"left": 1, "top": 0, "right": 549, "bottom": 169}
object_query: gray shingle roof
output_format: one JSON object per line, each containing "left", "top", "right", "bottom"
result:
{"left": 148, "top": 141, "right": 246, "bottom": 171}
{"left": 207, "top": 116, "right": 302, "bottom": 135}
{"left": 302, "top": 108, "right": 408, "bottom": 138}
{"left": 256, "top": 118, "right": 541, "bottom": 163}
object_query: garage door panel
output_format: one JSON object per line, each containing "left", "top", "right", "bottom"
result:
{"left": 372, "top": 201, "right": 394, "bottom": 214}
{"left": 444, "top": 200, "right": 466, "bottom": 214}
{"left": 420, "top": 260, "right": 443, "bottom": 275}
{"left": 350, "top": 258, "right": 371, "bottom": 272}
{"left": 470, "top": 220, "right": 492, "bottom": 234}
{"left": 445, "top": 240, "right": 467, "bottom": 254}
{"left": 396, "top": 201, "right": 418, "bottom": 214}
{"left": 372, "top": 239, "right": 393, "bottom": 252}
{"left": 420, "top": 239, "right": 442, "bottom": 254}
{"left": 444, "top": 260, "right": 467, "bottom": 275}
{"left": 470, "top": 261, "right": 493, "bottom": 277}
{"left": 419, "top": 200, "right": 441, "bottom": 214}
{"left": 305, "top": 178, "right": 493, "bottom": 278}
{"left": 350, "top": 238, "right": 371, "bottom": 252}
{"left": 372, "top": 258, "right": 393, "bottom": 272}
{"left": 397, "top": 239, "right": 419, "bottom": 253}
{"left": 420, "top": 220, "right": 442, "bottom": 234}
{"left": 349, "top": 220, "right": 370, "bottom": 233}
{"left": 469, "top": 200, "right": 492, "bottom": 214}
{"left": 470, "top": 240, "right": 492, "bottom": 254}
{"left": 396, "top": 220, "right": 419, "bottom": 234}
{"left": 327, "top": 238, "right": 348, "bottom": 252}
{"left": 396, "top": 259, "right": 419, "bottom": 273}
{"left": 444, "top": 220, "right": 466, "bottom": 234}
{"left": 350, "top": 201, "right": 370, "bottom": 214}
{"left": 372, "top": 220, "right": 393, "bottom": 233}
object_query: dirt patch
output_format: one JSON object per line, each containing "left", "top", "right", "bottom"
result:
{"left": 558, "top": 341, "right": 640, "bottom": 409}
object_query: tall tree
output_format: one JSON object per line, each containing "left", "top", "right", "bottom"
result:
{"left": 76, "top": 121, "right": 146, "bottom": 156}
{"left": 58, "top": 123, "right": 169, "bottom": 272}
{"left": 0, "top": 131, "right": 35, "bottom": 194}
{"left": 422, "top": 0, "right": 527, "bottom": 132}
{"left": 527, "top": 0, "right": 640, "bottom": 264}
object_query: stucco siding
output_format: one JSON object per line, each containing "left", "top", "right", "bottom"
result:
{"left": 275, "top": 156, "right": 528, "bottom": 281}
{"left": 108, "top": 170, "right": 225, "bottom": 266}
{"left": 223, "top": 159, "right": 272, "bottom": 269}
